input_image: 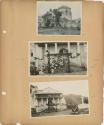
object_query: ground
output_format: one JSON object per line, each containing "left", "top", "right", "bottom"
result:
{"left": 43, "top": 65, "right": 86, "bottom": 75}
{"left": 30, "top": 65, "right": 87, "bottom": 76}
{"left": 31, "top": 108, "right": 89, "bottom": 117}
{"left": 40, "top": 71, "right": 86, "bottom": 76}
{"left": 38, "top": 27, "right": 80, "bottom": 35}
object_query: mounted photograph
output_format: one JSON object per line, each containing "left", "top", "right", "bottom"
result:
{"left": 29, "top": 41, "right": 87, "bottom": 76}
{"left": 30, "top": 80, "right": 89, "bottom": 118}
{"left": 37, "top": 1, "right": 82, "bottom": 35}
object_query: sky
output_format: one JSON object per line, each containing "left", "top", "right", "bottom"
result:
{"left": 37, "top": 1, "right": 82, "bottom": 20}
{"left": 30, "top": 80, "right": 89, "bottom": 97}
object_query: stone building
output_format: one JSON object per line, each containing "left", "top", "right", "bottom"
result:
{"left": 58, "top": 6, "right": 72, "bottom": 20}
{"left": 57, "top": 6, "right": 72, "bottom": 28}
{"left": 38, "top": 6, "right": 72, "bottom": 28}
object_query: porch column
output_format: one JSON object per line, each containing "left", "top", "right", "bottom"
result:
{"left": 77, "top": 43, "right": 80, "bottom": 53}
{"left": 82, "top": 96, "right": 84, "bottom": 104}
{"left": 83, "top": 43, "right": 87, "bottom": 68}
{"left": 45, "top": 43, "right": 48, "bottom": 51}
{"left": 55, "top": 43, "right": 58, "bottom": 53}
{"left": 67, "top": 42, "right": 71, "bottom": 73}
{"left": 53, "top": 98, "right": 55, "bottom": 103}
{"left": 67, "top": 42, "right": 70, "bottom": 53}
{"left": 41, "top": 98, "right": 43, "bottom": 105}
{"left": 35, "top": 98, "right": 38, "bottom": 106}
{"left": 77, "top": 43, "right": 81, "bottom": 66}
{"left": 35, "top": 44, "right": 38, "bottom": 57}
{"left": 35, "top": 60, "right": 38, "bottom": 68}
{"left": 46, "top": 98, "right": 48, "bottom": 104}
{"left": 57, "top": 98, "right": 60, "bottom": 103}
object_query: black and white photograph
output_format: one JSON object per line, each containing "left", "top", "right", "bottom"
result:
{"left": 30, "top": 80, "right": 89, "bottom": 118}
{"left": 29, "top": 41, "right": 87, "bottom": 76}
{"left": 37, "top": 1, "right": 82, "bottom": 35}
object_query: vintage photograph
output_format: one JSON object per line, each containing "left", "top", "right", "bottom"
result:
{"left": 37, "top": 1, "right": 82, "bottom": 35}
{"left": 29, "top": 41, "right": 87, "bottom": 76}
{"left": 30, "top": 80, "right": 89, "bottom": 117}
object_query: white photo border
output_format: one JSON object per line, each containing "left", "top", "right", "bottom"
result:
{"left": 36, "top": 1, "right": 83, "bottom": 36}
{"left": 29, "top": 80, "right": 90, "bottom": 119}
{"left": 28, "top": 41, "right": 88, "bottom": 77}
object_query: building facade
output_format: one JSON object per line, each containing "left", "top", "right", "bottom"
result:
{"left": 58, "top": 6, "right": 72, "bottom": 28}
{"left": 30, "top": 42, "right": 87, "bottom": 75}
{"left": 38, "top": 6, "right": 72, "bottom": 28}
{"left": 30, "top": 85, "right": 66, "bottom": 113}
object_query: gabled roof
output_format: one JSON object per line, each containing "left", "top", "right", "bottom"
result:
{"left": 36, "top": 87, "right": 62, "bottom": 94}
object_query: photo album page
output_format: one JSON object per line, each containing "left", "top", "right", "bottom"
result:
{"left": 0, "top": 0, "right": 104, "bottom": 125}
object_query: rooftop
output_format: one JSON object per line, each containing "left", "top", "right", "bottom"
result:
{"left": 35, "top": 87, "right": 62, "bottom": 95}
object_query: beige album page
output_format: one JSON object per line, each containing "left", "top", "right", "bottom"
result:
{"left": 0, "top": 0, "right": 104, "bottom": 125}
